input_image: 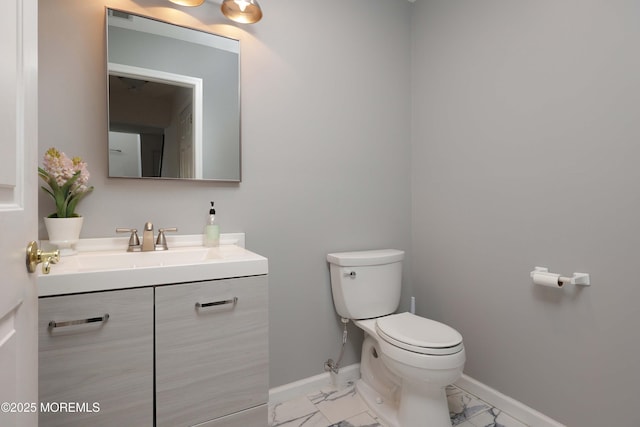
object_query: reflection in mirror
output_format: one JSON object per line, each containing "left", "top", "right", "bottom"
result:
{"left": 106, "top": 9, "right": 241, "bottom": 181}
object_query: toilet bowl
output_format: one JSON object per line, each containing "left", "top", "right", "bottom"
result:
{"left": 355, "top": 314, "right": 464, "bottom": 427}
{"left": 327, "top": 249, "right": 465, "bottom": 427}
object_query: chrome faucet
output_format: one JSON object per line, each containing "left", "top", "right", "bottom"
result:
{"left": 116, "top": 222, "right": 177, "bottom": 252}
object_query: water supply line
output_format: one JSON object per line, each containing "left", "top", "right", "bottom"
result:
{"left": 324, "top": 318, "right": 350, "bottom": 374}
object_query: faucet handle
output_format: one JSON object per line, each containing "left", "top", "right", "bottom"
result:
{"left": 155, "top": 227, "right": 178, "bottom": 251}
{"left": 116, "top": 228, "right": 141, "bottom": 252}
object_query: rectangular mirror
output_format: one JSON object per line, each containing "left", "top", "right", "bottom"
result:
{"left": 106, "top": 9, "right": 241, "bottom": 181}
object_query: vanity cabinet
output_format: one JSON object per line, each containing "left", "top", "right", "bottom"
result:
{"left": 38, "top": 275, "right": 267, "bottom": 427}
{"left": 38, "top": 288, "right": 154, "bottom": 427}
{"left": 155, "top": 276, "right": 268, "bottom": 427}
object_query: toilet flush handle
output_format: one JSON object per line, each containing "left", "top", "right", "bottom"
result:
{"left": 344, "top": 271, "right": 356, "bottom": 278}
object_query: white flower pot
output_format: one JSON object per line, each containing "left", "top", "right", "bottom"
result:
{"left": 44, "top": 216, "right": 84, "bottom": 256}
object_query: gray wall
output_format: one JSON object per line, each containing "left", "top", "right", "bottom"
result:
{"left": 411, "top": 1, "right": 640, "bottom": 426}
{"left": 41, "top": 1, "right": 638, "bottom": 425}
{"left": 39, "top": 0, "right": 412, "bottom": 388}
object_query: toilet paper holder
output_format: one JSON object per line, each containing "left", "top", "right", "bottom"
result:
{"left": 530, "top": 266, "right": 591, "bottom": 287}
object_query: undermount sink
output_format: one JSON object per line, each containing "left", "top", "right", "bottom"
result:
{"left": 37, "top": 233, "right": 268, "bottom": 296}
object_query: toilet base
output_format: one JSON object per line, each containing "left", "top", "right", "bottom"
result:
{"left": 355, "top": 379, "right": 399, "bottom": 427}
{"left": 355, "top": 325, "right": 460, "bottom": 427}
{"left": 357, "top": 378, "right": 453, "bottom": 427}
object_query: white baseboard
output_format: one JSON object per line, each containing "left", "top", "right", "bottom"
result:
{"left": 269, "top": 364, "right": 361, "bottom": 405}
{"left": 269, "top": 366, "right": 564, "bottom": 427}
{"left": 455, "top": 374, "right": 565, "bottom": 427}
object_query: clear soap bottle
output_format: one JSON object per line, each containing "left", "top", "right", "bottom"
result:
{"left": 204, "top": 201, "right": 219, "bottom": 247}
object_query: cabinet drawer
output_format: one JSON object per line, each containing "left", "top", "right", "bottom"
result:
{"left": 156, "top": 276, "right": 268, "bottom": 427}
{"left": 39, "top": 288, "right": 154, "bottom": 427}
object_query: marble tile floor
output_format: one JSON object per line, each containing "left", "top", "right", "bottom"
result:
{"left": 269, "top": 382, "right": 529, "bottom": 427}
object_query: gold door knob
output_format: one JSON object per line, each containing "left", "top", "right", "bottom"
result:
{"left": 26, "top": 241, "right": 60, "bottom": 274}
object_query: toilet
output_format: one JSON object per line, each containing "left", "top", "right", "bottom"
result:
{"left": 327, "top": 249, "right": 465, "bottom": 427}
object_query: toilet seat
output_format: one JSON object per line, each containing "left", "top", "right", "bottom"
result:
{"left": 376, "top": 312, "right": 463, "bottom": 356}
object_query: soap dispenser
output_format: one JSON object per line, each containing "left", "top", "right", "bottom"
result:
{"left": 204, "top": 201, "right": 219, "bottom": 247}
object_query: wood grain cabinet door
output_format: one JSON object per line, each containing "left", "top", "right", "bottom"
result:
{"left": 39, "top": 288, "right": 154, "bottom": 427}
{"left": 155, "top": 276, "right": 268, "bottom": 427}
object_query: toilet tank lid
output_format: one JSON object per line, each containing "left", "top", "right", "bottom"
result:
{"left": 327, "top": 249, "right": 404, "bottom": 266}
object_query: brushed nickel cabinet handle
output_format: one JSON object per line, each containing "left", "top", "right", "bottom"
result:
{"left": 195, "top": 297, "right": 238, "bottom": 309}
{"left": 49, "top": 313, "right": 110, "bottom": 329}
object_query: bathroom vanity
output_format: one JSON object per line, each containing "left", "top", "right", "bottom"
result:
{"left": 37, "top": 234, "right": 268, "bottom": 427}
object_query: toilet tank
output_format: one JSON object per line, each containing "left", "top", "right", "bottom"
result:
{"left": 326, "top": 249, "right": 404, "bottom": 320}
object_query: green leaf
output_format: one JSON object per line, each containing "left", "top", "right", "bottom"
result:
{"left": 66, "top": 186, "right": 94, "bottom": 218}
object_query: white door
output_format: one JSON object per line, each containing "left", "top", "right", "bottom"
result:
{"left": 0, "top": 0, "right": 39, "bottom": 426}
{"left": 108, "top": 131, "right": 142, "bottom": 177}
{"left": 178, "top": 103, "right": 194, "bottom": 178}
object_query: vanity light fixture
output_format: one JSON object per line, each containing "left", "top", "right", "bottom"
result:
{"left": 221, "top": 0, "right": 263, "bottom": 24}
{"left": 168, "top": 0, "right": 205, "bottom": 6}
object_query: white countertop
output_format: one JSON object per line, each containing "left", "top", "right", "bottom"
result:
{"left": 37, "top": 233, "right": 268, "bottom": 297}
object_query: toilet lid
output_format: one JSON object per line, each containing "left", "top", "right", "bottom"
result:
{"left": 376, "top": 312, "right": 463, "bottom": 356}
